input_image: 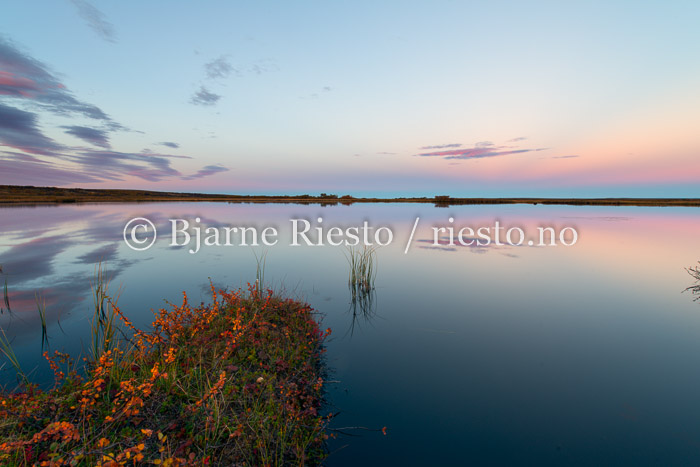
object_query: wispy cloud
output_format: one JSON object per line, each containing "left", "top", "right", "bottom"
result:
{"left": 0, "top": 157, "right": 103, "bottom": 185}
{"left": 0, "top": 37, "right": 228, "bottom": 185}
{"left": 0, "top": 102, "right": 223, "bottom": 184}
{"left": 0, "top": 100, "right": 195, "bottom": 182}
{"left": 203, "top": 55, "right": 279, "bottom": 80}
{"left": 205, "top": 56, "right": 234, "bottom": 79}
{"left": 190, "top": 86, "right": 221, "bottom": 106}
{"left": 157, "top": 141, "right": 180, "bottom": 149}
{"left": 416, "top": 140, "right": 547, "bottom": 161}
{"left": 191, "top": 53, "right": 279, "bottom": 107}
{"left": 69, "top": 0, "right": 117, "bottom": 43}
{"left": 67, "top": 149, "right": 184, "bottom": 182}
{"left": 0, "top": 36, "right": 115, "bottom": 121}
{"left": 0, "top": 103, "right": 63, "bottom": 155}
{"left": 0, "top": 70, "right": 40, "bottom": 97}
{"left": 182, "top": 164, "right": 229, "bottom": 180}
{"left": 62, "top": 125, "right": 110, "bottom": 148}
{"left": 419, "top": 143, "right": 462, "bottom": 150}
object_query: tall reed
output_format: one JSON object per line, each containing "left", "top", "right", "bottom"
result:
{"left": 346, "top": 246, "right": 377, "bottom": 294}
{"left": 252, "top": 249, "right": 268, "bottom": 299}
{"left": 0, "top": 327, "right": 27, "bottom": 386}
{"left": 689, "top": 263, "right": 700, "bottom": 281}
{"left": 35, "top": 293, "right": 48, "bottom": 351}
{"left": 0, "top": 265, "right": 24, "bottom": 384}
{"left": 89, "top": 263, "right": 122, "bottom": 361}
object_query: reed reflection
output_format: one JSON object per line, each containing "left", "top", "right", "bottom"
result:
{"left": 345, "top": 247, "right": 378, "bottom": 336}
{"left": 686, "top": 262, "right": 700, "bottom": 301}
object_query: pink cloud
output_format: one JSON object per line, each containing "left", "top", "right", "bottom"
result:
{"left": 416, "top": 144, "right": 547, "bottom": 160}
{"left": 0, "top": 70, "right": 40, "bottom": 97}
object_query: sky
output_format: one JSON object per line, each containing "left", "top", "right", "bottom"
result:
{"left": 0, "top": 0, "right": 699, "bottom": 197}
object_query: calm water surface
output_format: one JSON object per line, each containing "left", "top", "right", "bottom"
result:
{"left": 1, "top": 202, "right": 699, "bottom": 465}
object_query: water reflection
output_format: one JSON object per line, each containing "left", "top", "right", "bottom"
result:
{"left": 686, "top": 262, "right": 700, "bottom": 301}
{"left": 347, "top": 287, "right": 377, "bottom": 337}
{"left": 1, "top": 202, "right": 700, "bottom": 464}
{"left": 1, "top": 268, "right": 11, "bottom": 315}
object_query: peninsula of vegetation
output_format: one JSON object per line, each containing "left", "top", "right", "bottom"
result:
{"left": 0, "top": 284, "right": 329, "bottom": 465}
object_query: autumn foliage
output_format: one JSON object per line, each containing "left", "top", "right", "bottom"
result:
{"left": 0, "top": 283, "right": 329, "bottom": 465}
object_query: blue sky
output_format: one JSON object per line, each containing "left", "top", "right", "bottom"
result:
{"left": 1, "top": 1, "right": 699, "bottom": 196}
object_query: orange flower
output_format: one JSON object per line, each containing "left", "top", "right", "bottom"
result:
{"left": 164, "top": 346, "right": 176, "bottom": 364}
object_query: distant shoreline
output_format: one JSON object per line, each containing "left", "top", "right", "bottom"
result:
{"left": 1, "top": 185, "right": 700, "bottom": 207}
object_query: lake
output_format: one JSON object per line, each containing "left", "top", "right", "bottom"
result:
{"left": 1, "top": 202, "right": 699, "bottom": 465}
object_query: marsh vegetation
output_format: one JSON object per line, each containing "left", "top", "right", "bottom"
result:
{"left": 0, "top": 270, "right": 329, "bottom": 465}
{"left": 686, "top": 262, "right": 700, "bottom": 301}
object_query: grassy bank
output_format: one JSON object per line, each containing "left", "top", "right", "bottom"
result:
{"left": 0, "top": 284, "right": 329, "bottom": 465}
{"left": 2, "top": 185, "right": 700, "bottom": 207}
